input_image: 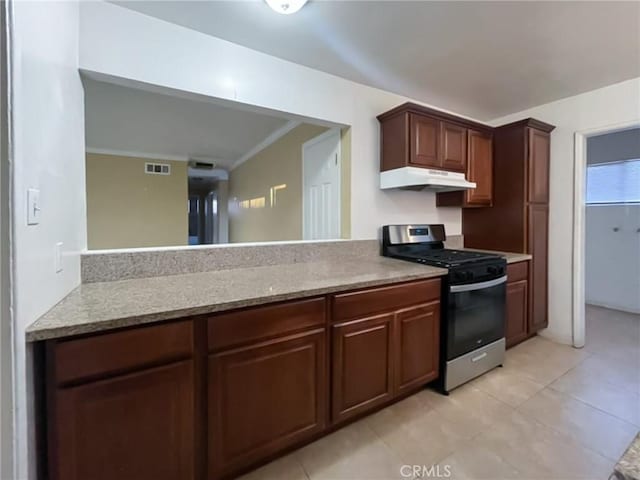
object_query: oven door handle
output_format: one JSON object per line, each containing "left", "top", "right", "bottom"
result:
{"left": 450, "top": 275, "right": 507, "bottom": 293}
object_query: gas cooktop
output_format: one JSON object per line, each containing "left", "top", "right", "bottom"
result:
{"left": 388, "top": 245, "right": 500, "bottom": 268}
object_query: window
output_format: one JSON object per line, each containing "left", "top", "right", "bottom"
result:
{"left": 586, "top": 159, "right": 640, "bottom": 204}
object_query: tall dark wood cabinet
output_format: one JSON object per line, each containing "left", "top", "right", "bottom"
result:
{"left": 462, "top": 118, "right": 555, "bottom": 334}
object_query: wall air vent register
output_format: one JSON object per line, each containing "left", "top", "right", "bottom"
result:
{"left": 144, "top": 162, "right": 171, "bottom": 175}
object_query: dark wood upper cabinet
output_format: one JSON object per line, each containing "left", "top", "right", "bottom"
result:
{"left": 410, "top": 114, "right": 440, "bottom": 168}
{"left": 331, "top": 313, "right": 394, "bottom": 423}
{"left": 440, "top": 122, "right": 467, "bottom": 172}
{"left": 465, "top": 129, "right": 493, "bottom": 206}
{"left": 528, "top": 128, "right": 551, "bottom": 204}
{"left": 394, "top": 302, "right": 440, "bottom": 394}
{"left": 378, "top": 103, "right": 492, "bottom": 175}
{"left": 374, "top": 105, "right": 495, "bottom": 209}
{"left": 51, "top": 361, "right": 196, "bottom": 480}
{"left": 208, "top": 328, "right": 327, "bottom": 478}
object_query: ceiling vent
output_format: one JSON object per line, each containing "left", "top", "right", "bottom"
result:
{"left": 188, "top": 160, "right": 216, "bottom": 170}
{"left": 145, "top": 162, "right": 171, "bottom": 175}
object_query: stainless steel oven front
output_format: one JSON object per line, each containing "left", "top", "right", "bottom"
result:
{"left": 442, "top": 271, "right": 507, "bottom": 392}
{"left": 447, "top": 275, "right": 507, "bottom": 360}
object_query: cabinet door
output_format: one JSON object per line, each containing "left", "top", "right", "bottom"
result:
{"left": 52, "top": 361, "right": 195, "bottom": 480}
{"left": 331, "top": 313, "right": 394, "bottom": 423}
{"left": 409, "top": 114, "right": 440, "bottom": 168}
{"left": 394, "top": 302, "right": 440, "bottom": 395}
{"left": 209, "top": 329, "right": 326, "bottom": 478}
{"left": 440, "top": 122, "right": 467, "bottom": 172}
{"left": 506, "top": 280, "right": 529, "bottom": 348}
{"left": 527, "top": 128, "right": 550, "bottom": 204}
{"left": 528, "top": 204, "right": 549, "bottom": 331}
{"left": 465, "top": 129, "right": 493, "bottom": 206}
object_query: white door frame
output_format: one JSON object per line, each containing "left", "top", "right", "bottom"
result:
{"left": 301, "top": 128, "right": 341, "bottom": 240}
{"left": 0, "top": 1, "right": 14, "bottom": 478}
{"left": 572, "top": 120, "right": 640, "bottom": 348}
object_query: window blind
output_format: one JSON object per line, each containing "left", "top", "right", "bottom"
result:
{"left": 586, "top": 159, "right": 640, "bottom": 204}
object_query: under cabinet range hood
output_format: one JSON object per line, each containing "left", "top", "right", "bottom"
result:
{"left": 380, "top": 166, "right": 476, "bottom": 191}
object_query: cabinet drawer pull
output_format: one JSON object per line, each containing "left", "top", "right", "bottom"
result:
{"left": 471, "top": 352, "right": 487, "bottom": 362}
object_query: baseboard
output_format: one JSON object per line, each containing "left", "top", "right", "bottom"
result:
{"left": 538, "top": 328, "right": 574, "bottom": 346}
{"left": 585, "top": 301, "right": 640, "bottom": 315}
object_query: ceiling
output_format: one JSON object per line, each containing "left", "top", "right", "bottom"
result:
{"left": 115, "top": 1, "right": 640, "bottom": 120}
{"left": 83, "top": 78, "right": 291, "bottom": 168}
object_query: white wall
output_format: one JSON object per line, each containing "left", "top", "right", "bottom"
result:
{"left": 585, "top": 205, "right": 640, "bottom": 313}
{"left": 490, "top": 78, "right": 640, "bottom": 344}
{"left": 585, "top": 128, "right": 640, "bottom": 313}
{"left": 9, "top": 1, "right": 86, "bottom": 478}
{"left": 78, "top": 1, "right": 470, "bottom": 241}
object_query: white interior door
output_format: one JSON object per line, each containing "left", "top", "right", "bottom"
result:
{"left": 303, "top": 129, "right": 341, "bottom": 240}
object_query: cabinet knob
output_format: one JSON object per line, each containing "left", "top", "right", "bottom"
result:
{"left": 613, "top": 227, "right": 620, "bottom": 232}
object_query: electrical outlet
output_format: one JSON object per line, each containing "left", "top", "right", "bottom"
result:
{"left": 55, "top": 242, "right": 63, "bottom": 273}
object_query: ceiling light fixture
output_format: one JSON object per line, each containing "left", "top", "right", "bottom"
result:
{"left": 265, "top": 0, "right": 308, "bottom": 15}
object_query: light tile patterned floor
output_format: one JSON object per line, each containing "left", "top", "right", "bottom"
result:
{"left": 238, "top": 305, "right": 640, "bottom": 480}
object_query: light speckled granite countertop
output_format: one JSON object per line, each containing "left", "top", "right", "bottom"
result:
{"left": 26, "top": 258, "right": 447, "bottom": 342}
{"left": 613, "top": 433, "right": 640, "bottom": 480}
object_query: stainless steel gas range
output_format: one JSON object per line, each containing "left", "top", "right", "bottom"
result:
{"left": 382, "top": 224, "right": 507, "bottom": 394}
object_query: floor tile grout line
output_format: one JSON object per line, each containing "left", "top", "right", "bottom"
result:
{"left": 546, "top": 382, "right": 640, "bottom": 429}
{"left": 515, "top": 400, "right": 623, "bottom": 473}
{"left": 514, "top": 385, "right": 635, "bottom": 464}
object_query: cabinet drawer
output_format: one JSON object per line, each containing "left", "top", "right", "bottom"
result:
{"left": 507, "top": 261, "right": 529, "bottom": 283}
{"left": 331, "top": 279, "right": 441, "bottom": 323}
{"left": 50, "top": 321, "right": 193, "bottom": 385}
{"left": 208, "top": 298, "right": 326, "bottom": 351}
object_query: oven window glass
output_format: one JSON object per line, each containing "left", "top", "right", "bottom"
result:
{"left": 447, "top": 282, "right": 505, "bottom": 359}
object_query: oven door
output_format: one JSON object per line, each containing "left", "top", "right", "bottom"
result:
{"left": 446, "top": 276, "right": 507, "bottom": 360}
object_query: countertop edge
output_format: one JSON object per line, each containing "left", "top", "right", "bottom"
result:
{"left": 26, "top": 268, "right": 447, "bottom": 342}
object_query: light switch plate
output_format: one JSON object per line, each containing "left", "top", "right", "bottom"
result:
{"left": 27, "top": 188, "right": 40, "bottom": 225}
{"left": 55, "top": 242, "right": 63, "bottom": 273}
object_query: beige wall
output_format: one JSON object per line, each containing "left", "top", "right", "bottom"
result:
{"left": 86, "top": 153, "right": 188, "bottom": 249}
{"left": 229, "top": 124, "right": 327, "bottom": 242}
{"left": 229, "top": 123, "right": 356, "bottom": 243}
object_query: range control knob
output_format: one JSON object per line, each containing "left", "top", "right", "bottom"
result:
{"left": 487, "top": 266, "right": 503, "bottom": 275}
{"left": 465, "top": 271, "right": 474, "bottom": 281}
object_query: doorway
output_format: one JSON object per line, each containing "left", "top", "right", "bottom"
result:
{"left": 572, "top": 122, "right": 640, "bottom": 349}
{"left": 188, "top": 176, "right": 219, "bottom": 245}
{"left": 302, "top": 128, "right": 341, "bottom": 240}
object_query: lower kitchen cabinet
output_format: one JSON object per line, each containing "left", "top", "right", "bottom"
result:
{"left": 506, "top": 261, "right": 530, "bottom": 348}
{"left": 47, "top": 321, "right": 197, "bottom": 480}
{"left": 331, "top": 280, "right": 441, "bottom": 424}
{"left": 395, "top": 302, "right": 440, "bottom": 394}
{"left": 208, "top": 328, "right": 327, "bottom": 479}
{"left": 42, "top": 279, "right": 443, "bottom": 480}
{"left": 331, "top": 313, "right": 395, "bottom": 423}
